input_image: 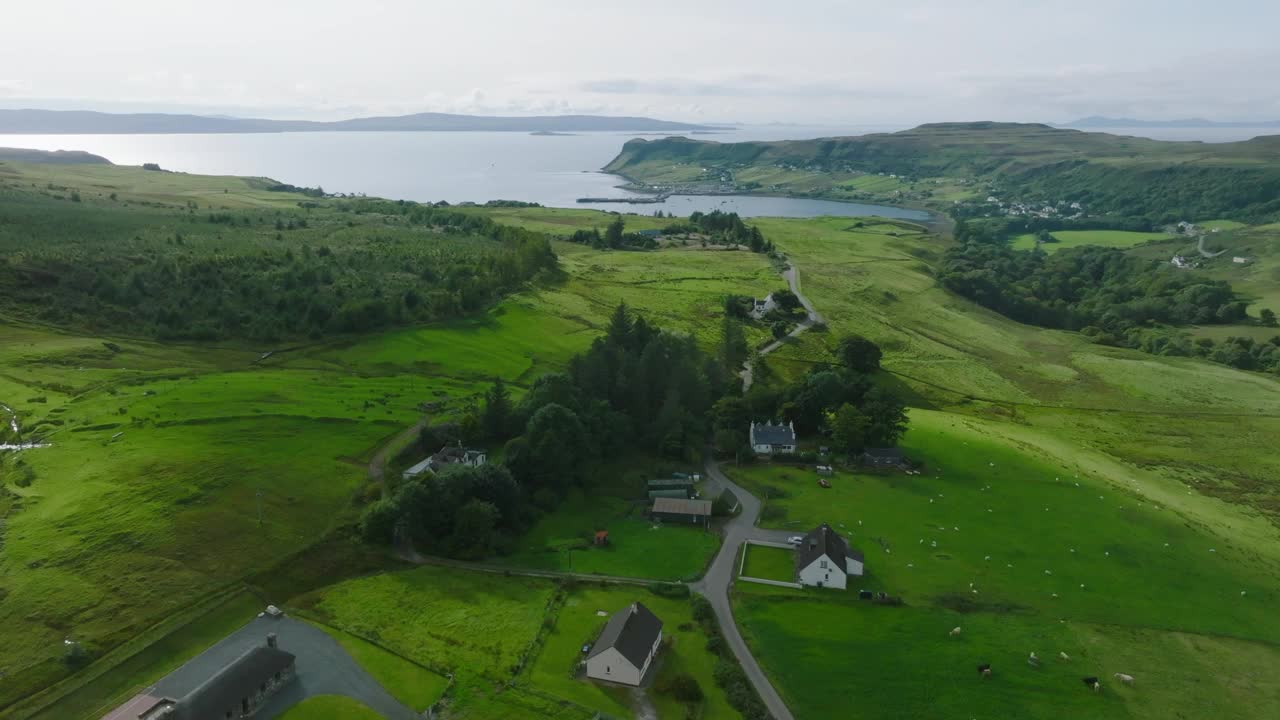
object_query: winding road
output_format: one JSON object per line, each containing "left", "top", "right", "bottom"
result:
{"left": 741, "top": 263, "right": 823, "bottom": 391}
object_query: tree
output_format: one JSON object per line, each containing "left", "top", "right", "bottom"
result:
{"left": 605, "top": 215, "right": 625, "bottom": 248}
{"left": 606, "top": 302, "right": 633, "bottom": 348}
{"left": 829, "top": 403, "right": 870, "bottom": 453}
{"left": 771, "top": 321, "right": 790, "bottom": 340}
{"left": 861, "top": 387, "right": 908, "bottom": 447}
{"left": 1261, "top": 308, "right": 1278, "bottom": 327}
{"left": 720, "top": 315, "right": 749, "bottom": 370}
{"left": 772, "top": 289, "right": 801, "bottom": 311}
{"left": 521, "top": 403, "right": 587, "bottom": 491}
{"left": 481, "top": 377, "right": 512, "bottom": 440}
{"left": 450, "top": 498, "right": 499, "bottom": 559}
{"left": 836, "top": 334, "right": 883, "bottom": 373}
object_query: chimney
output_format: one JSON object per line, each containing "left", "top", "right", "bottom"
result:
{"left": 630, "top": 603, "right": 638, "bottom": 616}
{"left": 267, "top": 633, "right": 278, "bottom": 649}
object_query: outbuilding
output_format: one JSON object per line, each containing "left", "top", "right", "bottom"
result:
{"left": 797, "top": 523, "right": 864, "bottom": 590}
{"left": 650, "top": 497, "right": 712, "bottom": 526}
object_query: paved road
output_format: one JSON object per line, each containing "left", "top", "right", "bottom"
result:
{"left": 1197, "top": 233, "right": 1227, "bottom": 258}
{"left": 741, "top": 263, "right": 824, "bottom": 391}
{"left": 690, "top": 457, "right": 796, "bottom": 720}
{"left": 151, "top": 616, "right": 419, "bottom": 720}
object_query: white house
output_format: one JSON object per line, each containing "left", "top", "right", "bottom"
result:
{"left": 750, "top": 421, "right": 796, "bottom": 455}
{"left": 750, "top": 294, "right": 778, "bottom": 320}
{"left": 403, "top": 445, "right": 487, "bottom": 480}
{"left": 586, "top": 603, "right": 664, "bottom": 686}
{"left": 1233, "top": 256, "right": 1252, "bottom": 264}
{"left": 797, "top": 523, "right": 864, "bottom": 590}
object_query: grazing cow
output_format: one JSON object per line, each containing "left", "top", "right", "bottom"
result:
{"left": 1082, "top": 676, "right": 1101, "bottom": 692}
{"left": 977, "top": 663, "right": 992, "bottom": 678}
{"left": 1114, "top": 673, "right": 1134, "bottom": 686}
{"left": 1059, "top": 652, "right": 1072, "bottom": 661}
{"left": 950, "top": 626, "right": 962, "bottom": 637}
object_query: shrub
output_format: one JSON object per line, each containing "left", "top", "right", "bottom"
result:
{"left": 648, "top": 582, "right": 691, "bottom": 599}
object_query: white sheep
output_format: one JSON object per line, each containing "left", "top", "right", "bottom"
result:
{"left": 949, "top": 626, "right": 962, "bottom": 637}
{"left": 1059, "top": 652, "right": 1071, "bottom": 661}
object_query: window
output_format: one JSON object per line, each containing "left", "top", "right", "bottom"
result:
{"left": 606, "top": 666, "right": 611, "bottom": 674}
{"left": 819, "top": 559, "right": 828, "bottom": 569}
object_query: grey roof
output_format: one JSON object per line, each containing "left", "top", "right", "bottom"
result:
{"left": 798, "top": 523, "right": 852, "bottom": 573}
{"left": 647, "top": 478, "right": 694, "bottom": 487}
{"left": 588, "top": 602, "right": 663, "bottom": 670}
{"left": 651, "top": 497, "right": 712, "bottom": 516}
{"left": 750, "top": 421, "right": 795, "bottom": 446}
{"left": 173, "top": 644, "right": 295, "bottom": 720}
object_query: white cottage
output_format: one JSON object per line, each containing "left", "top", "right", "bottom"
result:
{"left": 586, "top": 603, "right": 664, "bottom": 686}
{"left": 750, "top": 421, "right": 796, "bottom": 455}
{"left": 797, "top": 523, "right": 864, "bottom": 590}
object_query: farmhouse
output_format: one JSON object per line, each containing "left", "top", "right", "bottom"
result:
{"left": 750, "top": 294, "right": 777, "bottom": 319}
{"left": 797, "top": 523, "right": 864, "bottom": 590}
{"left": 102, "top": 634, "right": 295, "bottom": 720}
{"left": 650, "top": 497, "right": 712, "bottom": 526}
{"left": 586, "top": 602, "right": 664, "bottom": 686}
{"left": 860, "top": 447, "right": 907, "bottom": 469}
{"left": 750, "top": 420, "right": 796, "bottom": 455}
{"left": 403, "top": 444, "right": 487, "bottom": 480}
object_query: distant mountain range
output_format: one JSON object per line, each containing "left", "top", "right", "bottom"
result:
{"left": 1063, "top": 116, "right": 1280, "bottom": 129}
{"left": 0, "top": 109, "right": 716, "bottom": 134}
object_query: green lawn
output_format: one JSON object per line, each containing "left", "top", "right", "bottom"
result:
{"left": 278, "top": 695, "right": 385, "bottom": 720}
{"left": 498, "top": 494, "right": 720, "bottom": 581}
{"left": 316, "top": 625, "right": 450, "bottom": 712}
{"left": 741, "top": 544, "right": 796, "bottom": 583}
{"left": 522, "top": 586, "right": 738, "bottom": 720}
{"left": 1011, "top": 229, "right": 1174, "bottom": 252}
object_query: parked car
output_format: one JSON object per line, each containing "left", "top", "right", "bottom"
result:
{"left": 787, "top": 536, "right": 804, "bottom": 546}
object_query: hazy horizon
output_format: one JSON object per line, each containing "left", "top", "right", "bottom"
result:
{"left": 3, "top": 0, "right": 1279, "bottom": 126}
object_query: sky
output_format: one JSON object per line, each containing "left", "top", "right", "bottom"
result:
{"left": 3, "top": 0, "right": 1279, "bottom": 124}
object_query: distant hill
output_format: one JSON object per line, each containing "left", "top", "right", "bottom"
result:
{"left": 0, "top": 147, "right": 111, "bottom": 164}
{"left": 1063, "top": 116, "right": 1280, "bottom": 129}
{"left": 604, "top": 122, "right": 1280, "bottom": 221}
{"left": 0, "top": 108, "right": 715, "bottom": 134}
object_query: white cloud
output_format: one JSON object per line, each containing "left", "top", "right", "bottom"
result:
{"left": 1, "top": 0, "right": 1277, "bottom": 123}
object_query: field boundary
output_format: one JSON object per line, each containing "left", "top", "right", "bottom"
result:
{"left": 737, "top": 540, "right": 802, "bottom": 589}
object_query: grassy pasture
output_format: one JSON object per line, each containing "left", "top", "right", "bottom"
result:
{"left": 498, "top": 493, "right": 719, "bottom": 581}
{"left": 726, "top": 408, "right": 1280, "bottom": 719}
{"left": 1010, "top": 229, "right": 1174, "bottom": 252}
{"left": 741, "top": 544, "right": 796, "bottom": 583}
{"left": 293, "top": 565, "right": 554, "bottom": 680}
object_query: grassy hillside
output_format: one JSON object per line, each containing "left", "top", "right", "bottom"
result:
{"left": 605, "top": 123, "right": 1280, "bottom": 221}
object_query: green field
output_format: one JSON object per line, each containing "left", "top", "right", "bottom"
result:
{"left": 278, "top": 695, "right": 384, "bottom": 720}
{"left": 498, "top": 493, "right": 720, "bottom": 581}
{"left": 741, "top": 544, "right": 797, "bottom": 583}
{"left": 1011, "top": 229, "right": 1174, "bottom": 252}
{"left": 727, "top": 409, "right": 1280, "bottom": 720}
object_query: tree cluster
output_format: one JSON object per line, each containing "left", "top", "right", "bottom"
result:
{"left": 941, "top": 226, "right": 1247, "bottom": 333}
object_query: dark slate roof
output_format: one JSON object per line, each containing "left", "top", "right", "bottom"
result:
{"left": 588, "top": 602, "right": 664, "bottom": 670}
{"left": 863, "top": 447, "right": 904, "bottom": 460}
{"left": 751, "top": 421, "right": 796, "bottom": 446}
{"left": 798, "top": 523, "right": 851, "bottom": 572}
{"left": 172, "top": 644, "right": 295, "bottom": 720}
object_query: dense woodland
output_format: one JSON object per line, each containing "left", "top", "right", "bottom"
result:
{"left": 0, "top": 190, "right": 557, "bottom": 341}
{"left": 942, "top": 220, "right": 1280, "bottom": 373}
{"left": 568, "top": 210, "right": 773, "bottom": 252}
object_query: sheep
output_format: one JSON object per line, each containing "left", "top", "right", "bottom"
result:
{"left": 1082, "top": 676, "right": 1101, "bottom": 692}
{"left": 977, "top": 663, "right": 992, "bottom": 678}
{"left": 949, "top": 626, "right": 962, "bottom": 637}
{"left": 1114, "top": 673, "right": 1134, "bottom": 686}
{"left": 1059, "top": 652, "right": 1071, "bottom": 661}
{"left": 1028, "top": 652, "right": 1040, "bottom": 668}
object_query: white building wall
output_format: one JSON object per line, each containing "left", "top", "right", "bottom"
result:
{"left": 798, "top": 558, "right": 847, "bottom": 589}
{"left": 846, "top": 557, "right": 864, "bottom": 577}
{"left": 587, "top": 647, "right": 641, "bottom": 686}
